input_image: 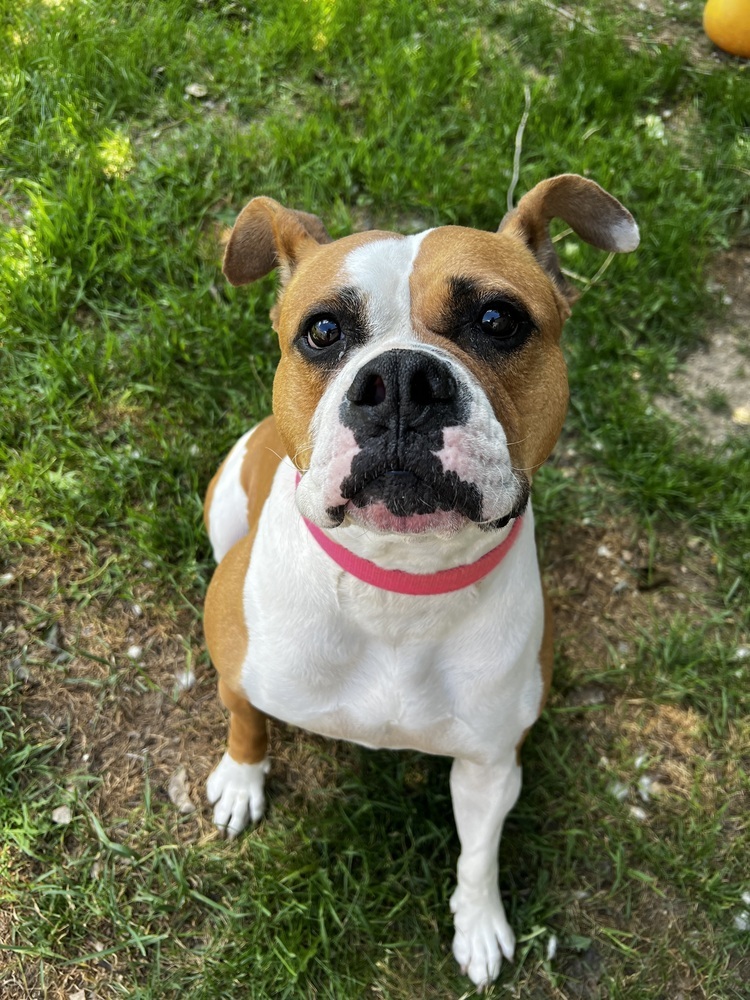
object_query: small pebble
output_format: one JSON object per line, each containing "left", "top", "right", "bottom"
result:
{"left": 732, "top": 647, "right": 750, "bottom": 662}
{"left": 734, "top": 911, "right": 750, "bottom": 932}
{"left": 629, "top": 805, "right": 647, "bottom": 821}
{"left": 609, "top": 780, "right": 629, "bottom": 802}
{"left": 597, "top": 544, "right": 613, "bottom": 559}
{"left": 131, "top": 603, "right": 143, "bottom": 617}
{"left": 127, "top": 645, "right": 143, "bottom": 661}
{"left": 0, "top": 572, "right": 14, "bottom": 586}
{"left": 175, "top": 668, "right": 196, "bottom": 692}
{"left": 546, "top": 934, "right": 558, "bottom": 961}
{"left": 638, "top": 775, "right": 654, "bottom": 802}
{"left": 567, "top": 684, "right": 606, "bottom": 707}
{"left": 52, "top": 805, "right": 72, "bottom": 825}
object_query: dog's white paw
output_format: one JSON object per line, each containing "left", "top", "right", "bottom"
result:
{"left": 206, "top": 752, "right": 270, "bottom": 839}
{"left": 450, "top": 889, "right": 515, "bottom": 989}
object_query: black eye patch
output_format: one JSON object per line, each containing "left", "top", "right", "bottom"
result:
{"left": 438, "top": 277, "right": 537, "bottom": 357}
{"left": 295, "top": 287, "right": 370, "bottom": 368}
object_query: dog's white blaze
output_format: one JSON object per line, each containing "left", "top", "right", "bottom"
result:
{"left": 297, "top": 233, "right": 438, "bottom": 527}
{"left": 207, "top": 426, "right": 257, "bottom": 562}
{"left": 343, "top": 231, "right": 432, "bottom": 340}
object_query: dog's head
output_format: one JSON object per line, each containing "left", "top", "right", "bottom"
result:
{"left": 223, "top": 176, "right": 638, "bottom": 536}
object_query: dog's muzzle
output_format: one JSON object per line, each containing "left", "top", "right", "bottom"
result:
{"left": 330, "top": 349, "right": 483, "bottom": 523}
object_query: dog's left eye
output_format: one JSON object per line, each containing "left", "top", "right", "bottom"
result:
{"left": 307, "top": 316, "right": 342, "bottom": 349}
{"left": 478, "top": 303, "right": 524, "bottom": 339}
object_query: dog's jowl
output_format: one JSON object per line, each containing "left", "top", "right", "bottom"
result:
{"left": 202, "top": 176, "right": 638, "bottom": 988}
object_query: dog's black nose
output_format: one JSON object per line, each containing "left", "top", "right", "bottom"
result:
{"left": 346, "top": 349, "right": 460, "bottom": 433}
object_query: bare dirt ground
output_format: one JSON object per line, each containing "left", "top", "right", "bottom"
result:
{"left": 655, "top": 247, "right": 750, "bottom": 442}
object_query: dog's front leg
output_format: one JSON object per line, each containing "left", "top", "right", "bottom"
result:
{"left": 449, "top": 755, "right": 521, "bottom": 989}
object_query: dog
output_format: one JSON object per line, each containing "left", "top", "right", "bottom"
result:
{"left": 202, "top": 175, "right": 638, "bottom": 988}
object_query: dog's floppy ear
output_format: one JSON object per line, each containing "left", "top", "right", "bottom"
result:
{"left": 223, "top": 196, "right": 332, "bottom": 287}
{"left": 498, "top": 174, "right": 639, "bottom": 303}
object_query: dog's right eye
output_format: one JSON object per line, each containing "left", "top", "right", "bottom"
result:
{"left": 307, "top": 316, "right": 342, "bottom": 349}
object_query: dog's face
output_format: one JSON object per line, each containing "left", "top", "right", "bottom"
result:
{"left": 223, "top": 177, "right": 638, "bottom": 535}
{"left": 271, "top": 227, "right": 567, "bottom": 535}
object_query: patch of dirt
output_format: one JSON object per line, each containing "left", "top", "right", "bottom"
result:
{"left": 622, "top": 0, "right": 712, "bottom": 59}
{"left": 611, "top": 0, "right": 746, "bottom": 67}
{"left": 543, "top": 511, "right": 719, "bottom": 670}
{"left": 541, "top": 511, "right": 749, "bottom": 819}
{"left": 0, "top": 956, "right": 105, "bottom": 1000}
{"left": 560, "top": 878, "right": 732, "bottom": 1000}
{"left": 541, "top": 1, "right": 745, "bottom": 68}
{"left": 0, "top": 546, "right": 353, "bottom": 834}
{"left": 558, "top": 942, "right": 605, "bottom": 999}
{"left": 655, "top": 247, "right": 750, "bottom": 443}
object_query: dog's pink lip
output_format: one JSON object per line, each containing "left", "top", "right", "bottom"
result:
{"left": 344, "top": 502, "right": 467, "bottom": 536}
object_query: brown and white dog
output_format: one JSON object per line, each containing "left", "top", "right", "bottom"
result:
{"left": 202, "top": 175, "right": 638, "bottom": 988}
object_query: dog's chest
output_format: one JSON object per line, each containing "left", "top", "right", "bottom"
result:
{"left": 254, "top": 636, "right": 481, "bottom": 755}
{"left": 238, "top": 476, "right": 545, "bottom": 761}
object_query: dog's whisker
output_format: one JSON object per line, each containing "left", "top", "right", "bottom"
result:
{"left": 503, "top": 431, "right": 533, "bottom": 447}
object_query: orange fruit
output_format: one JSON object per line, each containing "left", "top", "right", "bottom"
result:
{"left": 703, "top": 0, "right": 750, "bottom": 58}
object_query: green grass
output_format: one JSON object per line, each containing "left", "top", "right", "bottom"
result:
{"left": 1, "top": 0, "right": 749, "bottom": 997}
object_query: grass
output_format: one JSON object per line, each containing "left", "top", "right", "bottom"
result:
{"left": 1, "top": 0, "right": 749, "bottom": 997}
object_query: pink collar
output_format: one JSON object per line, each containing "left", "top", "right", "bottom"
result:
{"left": 301, "top": 511, "right": 523, "bottom": 596}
